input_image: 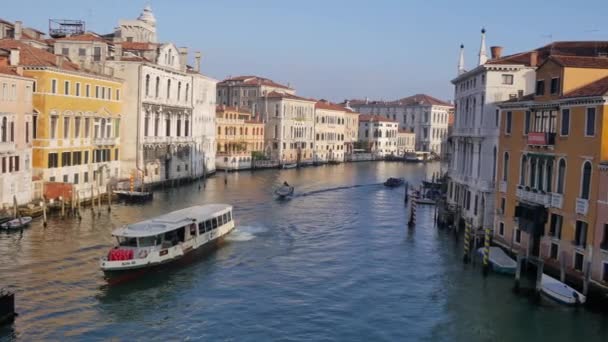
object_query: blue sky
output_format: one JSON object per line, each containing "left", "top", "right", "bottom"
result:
{"left": 3, "top": 0, "right": 608, "bottom": 101}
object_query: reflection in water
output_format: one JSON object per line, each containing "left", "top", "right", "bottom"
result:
{"left": 0, "top": 162, "right": 606, "bottom": 341}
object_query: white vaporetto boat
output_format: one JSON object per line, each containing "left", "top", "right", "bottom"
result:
{"left": 100, "top": 204, "right": 235, "bottom": 277}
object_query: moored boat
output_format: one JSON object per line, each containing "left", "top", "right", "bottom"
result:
{"left": 476, "top": 246, "right": 517, "bottom": 274}
{"left": 384, "top": 177, "right": 405, "bottom": 187}
{"left": 282, "top": 163, "right": 297, "bottom": 169}
{"left": 114, "top": 190, "right": 154, "bottom": 203}
{"left": 100, "top": 204, "right": 235, "bottom": 278}
{"left": 0, "top": 216, "right": 32, "bottom": 230}
{"left": 541, "top": 274, "right": 586, "bottom": 305}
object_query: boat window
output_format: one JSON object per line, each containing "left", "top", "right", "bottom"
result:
{"left": 222, "top": 213, "right": 228, "bottom": 223}
{"left": 118, "top": 237, "right": 137, "bottom": 247}
{"left": 138, "top": 236, "right": 157, "bottom": 247}
{"left": 189, "top": 223, "right": 197, "bottom": 237}
{"left": 218, "top": 215, "right": 224, "bottom": 226}
{"left": 227, "top": 211, "right": 232, "bottom": 222}
{"left": 205, "top": 220, "right": 212, "bottom": 232}
{"left": 177, "top": 227, "right": 186, "bottom": 242}
{"left": 198, "top": 222, "right": 205, "bottom": 234}
{"left": 212, "top": 218, "right": 218, "bottom": 229}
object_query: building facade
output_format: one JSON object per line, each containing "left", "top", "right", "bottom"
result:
{"left": 496, "top": 53, "right": 608, "bottom": 288}
{"left": 0, "top": 48, "right": 34, "bottom": 206}
{"left": 350, "top": 94, "right": 452, "bottom": 155}
{"left": 0, "top": 39, "right": 123, "bottom": 201}
{"left": 448, "top": 30, "right": 536, "bottom": 233}
{"left": 357, "top": 115, "right": 399, "bottom": 157}
{"left": 258, "top": 91, "right": 315, "bottom": 165}
{"left": 215, "top": 106, "right": 264, "bottom": 170}
{"left": 314, "top": 100, "right": 347, "bottom": 163}
{"left": 217, "top": 76, "right": 295, "bottom": 117}
{"left": 397, "top": 130, "right": 416, "bottom": 156}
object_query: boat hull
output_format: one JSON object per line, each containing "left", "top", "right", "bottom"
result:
{"left": 541, "top": 274, "right": 586, "bottom": 305}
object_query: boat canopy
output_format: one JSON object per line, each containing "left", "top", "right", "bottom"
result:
{"left": 111, "top": 204, "right": 232, "bottom": 238}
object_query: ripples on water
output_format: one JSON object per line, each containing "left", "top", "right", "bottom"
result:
{"left": 1, "top": 162, "right": 607, "bottom": 341}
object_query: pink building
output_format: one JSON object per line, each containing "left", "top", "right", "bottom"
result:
{"left": 593, "top": 163, "right": 608, "bottom": 285}
{"left": 0, "top": 47, "right": 34, "bottom": 206}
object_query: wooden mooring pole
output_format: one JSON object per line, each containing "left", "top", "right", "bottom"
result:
{"left": 482, "top": 227, "right": 491, "bottom": 277}
{"left": 463, "top": 220, "right": 471, "bottom": 264}
{"left": 42, "top": 197, "right": 47, "bottom": 227}
{"left": 514, "top": 254, "right": 522, "bottom": 293}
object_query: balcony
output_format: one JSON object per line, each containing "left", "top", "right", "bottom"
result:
{"left": 516, "top": 187, "right": 551, "bottom": 207}
{"left": 93, "top": 137, "right": 118, "bottom": 146}
{"left": 527, "top": 132, "right": 556, "bottom": 147}
{"left": 576, "top": 198, "right": 589, "bottom": 215}
{"left": 0, "top": 142, "right": 16, "bottom": 153}
{"left": 550, "top": 193, "right": 563, "bottom": 209}
{"left": 499, "top": 181, "right": 507, "bottom": 193}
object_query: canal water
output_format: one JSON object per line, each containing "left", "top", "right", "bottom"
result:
{"left": 1, "top": 162, "right": 607, "bottom": 341}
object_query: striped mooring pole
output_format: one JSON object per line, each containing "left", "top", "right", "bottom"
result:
{"left": 463, "top": 220, "right": 471, "bottom": 264}
{"left": 408, "top": 193, "right": 417, "bottom": 228}
{"left": 482, "top": 227, "right": 491, "bottom": 276}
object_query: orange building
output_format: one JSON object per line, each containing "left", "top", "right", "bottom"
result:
{"left": 215, "top": 106, "right": 264, "bottom": 170}
{"left": 496, "top": 54, "right": 608, "bottom": 287}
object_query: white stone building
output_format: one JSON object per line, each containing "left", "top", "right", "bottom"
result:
{"left": 314, "top": 100, "right": 347, "bottom": 163}
{"left": 357, "top": 115, "right": 399, "bottom": 157}
{"left": 350, "top": 94, "right": 452, "bottom": 155}
{"left": 190, "top": 65, "right": 217, "bottom": 176}
{"left": 217, "top": 76, "right": 295, "bottom": 117}
{"left": 397, "top": 130, "right": 416, "bottom": 156}
{"left": 447, "top": 28, "right": 536, "bottom": 231}
{"left": 258, "top": 91, "right": 316, "bottom": 165}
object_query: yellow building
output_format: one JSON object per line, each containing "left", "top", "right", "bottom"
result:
{"left": 497, "top": 54, "right": 608, "bottom": 286}
{"left": 0, "top": 39, "right": 123, "bottom": 200}
{"left": 215, "top": 106, "right": 264, "bottom": 170}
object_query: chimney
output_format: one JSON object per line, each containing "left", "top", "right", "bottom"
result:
{"left": 194, "top": 51, "right": 201, "bottom": 72}
{"left": 490, "top": 46, "right": 503, "bottom": 59}
{"left": 14, "top": 21, "right": 22, "bottom": 40}
{"left": 55, "top": 55, "right": 64, "bottom": 68}
{"left": 529, "top": 51, "right": 538, "bottom": 67}
{"left": 178, "top": 47, "right": 188, "bottom": 72}
{"left": 114, "top": 44, "right": 122, "bottom": 61}
{"left": 9, "top": 48, "right": 20, "bottom": 66}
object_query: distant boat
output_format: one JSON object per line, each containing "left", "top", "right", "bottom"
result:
{"left": 384, "top": 177, "right": 405, "bottom": 187}
{"left": 541, "top": 274, "right": 586, "bottom": 305}
{"left": 415, "top": 197, "right": 436, "bottom": 205}
{"left": 275, "top": 185, "right": 294, "bottom": 198}
{"left": 114, "top": 190, "right": 153, "bottom": 203}
{"left": 1, "top": 216, "right": 32, "bottom": 230}
{"left": 282, "top": 163, "right": 297, "bottom": 169}
{"left": 476, "top": 247, "right": 517, "bottom": 274}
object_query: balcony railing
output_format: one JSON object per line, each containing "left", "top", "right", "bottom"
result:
{"left": 0, "top": 142, "right": 16, "bottom": 153}
{"left": 516, "top": 187, "right": 551, "bottom": 207}
{"left": 576, "top": 198, "right": 589, "bottom": 215}
{"left": 527, "top": 132, "right": 556, "bottom": 146}
{"left": 93, "top": 137, "right": 118, "bottom": 146}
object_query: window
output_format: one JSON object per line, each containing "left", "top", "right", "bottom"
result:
{"left": 520, "top": 155, "right": 527, "bottom": 185}
{"left": 85, "top": 84, "right": 90, "bottom": 97}
{"left": 549, "top": 214, "right": 563, "bottom": 239}
{"left": 78, "top": 48, "right": 86, "bottom": 56}
{"left": 550, "top": 243, "right": 559, "bottom": 260}
{"left": 560, "top": 109, "right": 570, "bottom": 136}
{"left": 61, "top": 151, "right": 71, "bottom": 166}
{"left": 145, "top": 75, "right": 150, "bottom": 96}
{"left": 514, "top": 228, "right": 521, "bottom": 244}
{"left": 498, "top": 222, "right": 504, "bottom": 236}
{"left": 51, "top": 79, "right": 57, "bottom": 94}
{"left": 524, "top": 111, "right": 530, "bottom": 134}
{"left": 26, "top": 122, "right": 29, "bottom": 143}
{"left": 50, "top": 116, "right": 58, "bottom": 139}
{"left": 61, "top": 47, "right": 69, "bottom": 56}
{"left": 155, "top": 77, "right": 160, "bottom": 98}
{"left": 84, "top": 150, "right": 89, "bottom": 164}
{"left": 93, "top": 47, "right": 101, "bottom": 62}
{"left": 167, "top": 79, "right": 171, "bottom": 99}
{"left": 575, "top": 220, "right": 588, "bottom": 248}
{"left": 63, "top": 117, "right": 70, "bottom": 139}
{"left": 503, "top": 152, "right": 509, "bottom": 181}
{"left": 501, "top": 74, "right": 513, "bottom": 85}
{"left": 556, "top": 158, "right": 566, "bottom": 194}
{"left": 95, "top": 86, "right": 100, "bottom": 98}
{"left": 74, "top": 173, "right": 79, "bottom": 184}
{"left": 84, "top": 118, "right": 90, "bottom": 138}
{"left": 535, "top": 80, "right": 545, "bottom": 96}
{"left": 47, "top": 153, "right": 59, "bottom": 168}
{"left": 550, "top": 78, "right": 560, "bottom": 95}
{"left": 505, "top": 111, "right": 512, "bottom": 134}
{"left": 33, "top": 115, "right": 37, "bottom": 139}
{"left": 64, "top": 81, "right": 69, "bottom": 95}
{"left": 212, "top": 218, "right": 218, "bottom": 229}
{"left": 574, "top": 252, "right": 584, "bottom": 272}
{"left": 601, "top": 224, "right": 608, "bottom": 251}
{"left": 585, "top": 107, "right": 596, "bottom": 136}
{"left": 74, "top": 117, "right": 81, "bottom": 138}
{"left": 63, "top": 175, "right": 68, "bottom": 183}
{"left": 500, "top": 197, "right": 505, "bottom": 214}
{"left": 581, "top": 161, "right": 592, "bottom": 199}
{"left": 116, "top": 89, "right": 120, "bottom": 101}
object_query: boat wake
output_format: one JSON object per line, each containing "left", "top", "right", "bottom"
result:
{"left": 226, "top": 225, "right": 269, "bottom": 242}
{"left": 295, "top": 183, "right": 383, "bottom": 198}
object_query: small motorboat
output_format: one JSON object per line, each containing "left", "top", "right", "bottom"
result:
{"left": 476, "top": 247, "right": 517, "bottom": 274}
{"left": 541, "top": 274, "right": 586, "bottom": 305}
{"left": 384, "top": 177, "right": 405, "bottom": 187}
{"left": 1, "top": 216, "right": 32, "bottom": 230}
{"left": 282, "top": 163, "right": 297, "bottom": 169}
{"left": 275, "top": 185, "right": 294, "bottom": 198}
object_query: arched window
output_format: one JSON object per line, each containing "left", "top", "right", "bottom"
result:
{"left": 530, "top": 158, "right": 537, "bottom": 188}
{"left": 145, "top": 75, "right": 150, "bottom": 96}
{"left": 503, "top": 152, "right": 509, "bottom": 181}
{"left": 1, "top": 117, "right": 6, "bottom": 142}
{"left": 556, "top": 158, "right": 566, "bottom": 194}
{"left": 177, "top": 82, "right": 182, "bottom": 101}
{"left": 581, "top": 161, "right": 592, "bottom": 199}
{"left": 185, "top": 84, "right": 189, "bottom": 102}
{"left": 167, "top": 79, "right": 171, "bottom": 99}
{"left": 520, "top": 155, "right": 528, "bottom": 186}
{"left": 218, "top": 126, "right": 221, "bottom": 135}
{"left": 155, "top": 77, "right": 160, "bottom": 98}
{"left": 546, "top": 160, "right": 553, "bottom": 192}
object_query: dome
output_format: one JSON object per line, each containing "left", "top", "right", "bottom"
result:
{"left": 138, "top": 5, "right": 157, "bottom": 26}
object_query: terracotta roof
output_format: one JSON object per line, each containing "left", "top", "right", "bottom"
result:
{"left": 120, "top": 41, "right": 157, "bottom": 51}
{"left": 549, "top": 55, "right": 608, "bottom": 69}
{"left": 359, "top": 114, "right": 398, "bottom": 123}
{"left": 397, "top": 94, "right": 452, "bottom": 107}
{"left": 486, "top": 41, "right": 608, "bottom": 66}
{"left": 116, "top": 56, "right": 152, "bottom": 62}
{"left": 0, "top": 39, "right": 79, "bottom": 71}
{"left": 21, "top": 32, "right": 49, "bottom": 45}
{"left": 55, "top": 33, "right": 109, "bottom": 43}
{"left": 561, "top": 76, "right": 608, "bottom": 98}
{"left": 315, "top": 100, "right": 349, "bottom": 111}
{"left": 219, "top": 75, "right": 292, "bottom": 90}
{"left": 0, "top": 66, "right": 19, "bottom": 76}
{"left": 265, "top": 91, "right": 315, "bottom": 102}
